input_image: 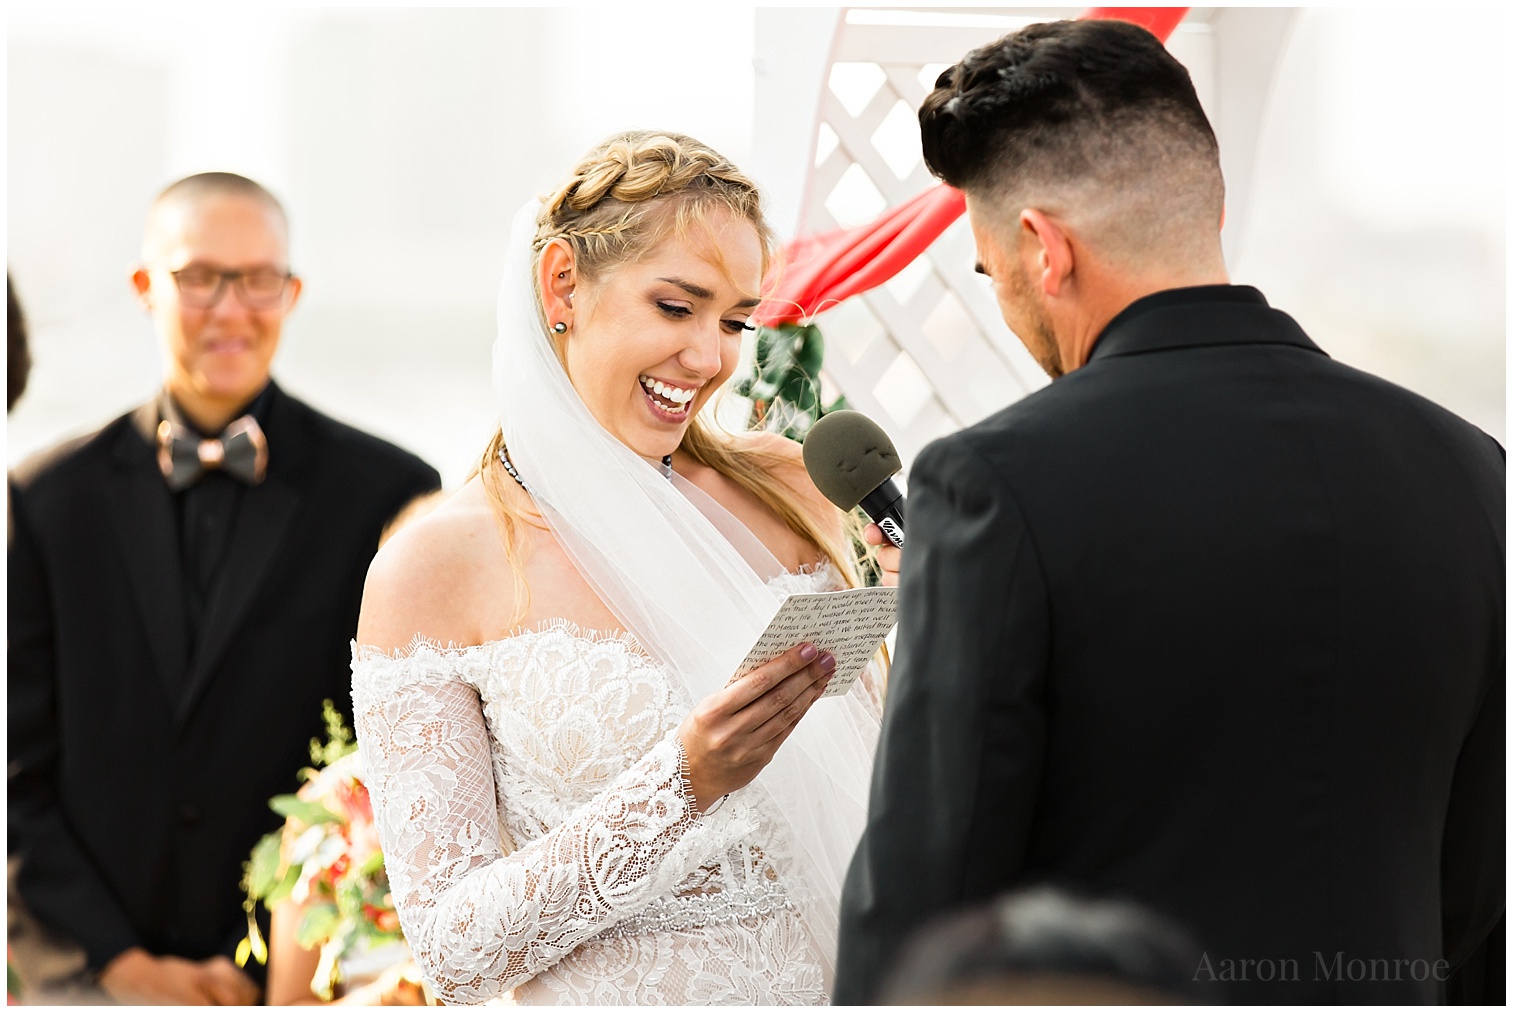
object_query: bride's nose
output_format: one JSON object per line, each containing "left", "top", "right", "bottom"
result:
{"left": 677, "top": 322, "right": 724, "bottom": 380}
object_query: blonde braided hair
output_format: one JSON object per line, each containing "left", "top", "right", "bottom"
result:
{"left": 475, "top": 131, "right": 860, "bottom": 619}
{"left": 532, "top": 130, "right": 774, "bottom": 278}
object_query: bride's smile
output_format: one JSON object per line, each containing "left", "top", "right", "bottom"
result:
{"left": 637, "top": 374, "right": 697, "bottom": 417}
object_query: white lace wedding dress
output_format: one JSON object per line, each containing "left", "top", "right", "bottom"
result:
{"left": 350, "top": 565, "right": 877, "bottom": 1006}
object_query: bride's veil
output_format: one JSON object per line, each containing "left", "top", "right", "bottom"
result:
{"left": 493, "top": 202, "right": 878, "bottom": 982}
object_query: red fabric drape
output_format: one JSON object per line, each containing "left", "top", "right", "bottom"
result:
{"left": 1082, "top": 7, "right": 1189, "bottom": 41}
{"left": 756, "top": 186, "right": 966, "bottom": 326}
{"left": 754, "top": 7, "right": 1188, "bottom": 327}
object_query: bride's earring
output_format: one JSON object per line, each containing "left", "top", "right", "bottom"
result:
{"left": 552, "top": 321, "right": 568, "bottom": 333}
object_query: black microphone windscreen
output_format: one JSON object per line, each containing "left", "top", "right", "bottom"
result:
{"left": 802, "top": 410, "right": 902, "bottom": 511}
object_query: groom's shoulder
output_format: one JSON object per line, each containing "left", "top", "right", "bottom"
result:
{"left": 918, "top": 372, "right": 1090, "bottom": 477}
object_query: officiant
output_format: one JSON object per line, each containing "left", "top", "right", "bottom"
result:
{"left": 8, "top": 172, "right": 440, "bottom": 1004}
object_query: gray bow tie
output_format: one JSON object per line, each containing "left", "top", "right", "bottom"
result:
{"left": 156, "top": 416, "right": 268, "bottom": 491}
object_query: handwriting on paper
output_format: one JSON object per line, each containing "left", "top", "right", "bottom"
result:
{"left": 734, "top": 586, "right": 898, "bottom": 698}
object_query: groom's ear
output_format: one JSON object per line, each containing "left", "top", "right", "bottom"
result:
{"left": 538, "top": 240, "right": 579, "bottom": 331}
{"left": 1020, "top": 208, "right": 1074, "bottom": 299}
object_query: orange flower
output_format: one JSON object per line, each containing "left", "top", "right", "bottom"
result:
{"left": 348, "top": 780, "right": 374, "bottom": 823}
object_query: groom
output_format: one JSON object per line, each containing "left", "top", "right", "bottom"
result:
{"left": 835, "top": 19, "right": 1504, "bottom": 1004}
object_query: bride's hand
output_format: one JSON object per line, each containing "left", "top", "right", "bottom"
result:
{"left": 677, "top": 643, "right": 836, "bottom": 812}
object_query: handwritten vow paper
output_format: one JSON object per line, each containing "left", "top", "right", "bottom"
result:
{"left": 735, "top": 586, "right": 898, "bottom": 698}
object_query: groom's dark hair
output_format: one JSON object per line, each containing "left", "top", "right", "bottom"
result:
{"left": 919, "top": 19, "right": 1224, "bottom": 262}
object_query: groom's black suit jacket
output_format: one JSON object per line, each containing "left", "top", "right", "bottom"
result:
{"left": 835, "top": 287, "right": 1504, "bottom": 1003}
{"left": 8, "top": 381, "right": 439, "bottom": 973}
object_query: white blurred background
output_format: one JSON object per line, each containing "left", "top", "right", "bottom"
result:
{"left": 8, "top": 6, "right": 1505, "bottom": 487}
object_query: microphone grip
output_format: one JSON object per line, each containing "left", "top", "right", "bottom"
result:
{"left": 859, "top": 478, "right": 906, "bottom": 549}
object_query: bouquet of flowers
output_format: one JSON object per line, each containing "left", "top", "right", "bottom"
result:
{"left": 239, "top": 701, "right": 409, "bottom": 1001}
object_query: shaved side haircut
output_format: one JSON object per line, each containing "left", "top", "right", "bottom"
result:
{"left": 919, "top": 19, "right": 1224, "bottom": 270}
{"left": 142, "top": 171, "right": 289, "bottom": 262}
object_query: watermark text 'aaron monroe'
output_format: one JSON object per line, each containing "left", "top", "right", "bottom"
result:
{"left": 1193, "top": 951, "right": 1450, "bottom": 983}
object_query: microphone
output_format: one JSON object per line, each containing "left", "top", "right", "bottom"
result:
{"left": 803, "top": 410, "right": 906, "bottom": 548}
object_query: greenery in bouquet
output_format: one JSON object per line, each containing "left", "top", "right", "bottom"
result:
{"left": 735, "top": 322, "right": 849, "bottom": 442}
{"left": 238, "top": 701, "right": 404, "bottom": 1001}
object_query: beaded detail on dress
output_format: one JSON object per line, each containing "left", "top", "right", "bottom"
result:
{"left": 350, "top": 565, "right": 846, "bottom": 1006}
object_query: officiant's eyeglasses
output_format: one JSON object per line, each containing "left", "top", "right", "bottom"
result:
{"left": 169, "top": 265, "right": 295, "bottom": 309}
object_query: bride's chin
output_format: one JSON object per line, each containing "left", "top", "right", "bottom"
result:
{"left": 617, "top": 428, "right": 683, "bottom": 462}
{"left": 623, "top": 410, "right": 694, "bottom": 459}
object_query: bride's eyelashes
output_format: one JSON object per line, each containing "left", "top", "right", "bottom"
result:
{"left": 655, "top": 300, "right": 693, "bottom": 319}
{"left": 655, "top": 300, "right": 755, "bottom": 335}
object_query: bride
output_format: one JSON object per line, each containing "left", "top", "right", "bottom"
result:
{"left": 350, "top": 131, "right": 892, "bottom": 1005}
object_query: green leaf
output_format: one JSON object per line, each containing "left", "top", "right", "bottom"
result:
{"left": 753, "top": 324, "right": 779, "bottom": 362}
{"left": 778, "top": 377, "right": 820, "bottom": 414}
{"left": 745, "top": 321, "right": 839, "bottom": 444}
{"left": 357, "top": 850, "right": 386, "bottom": 877}
{"left": 269, "top": 794, "right": 340, "bottom": 826}
{"left": 246, "top": 833, "right": 284, "bottom": 899}
{"left": 264, "top": 863, "right": 301, "bottom": 907}
{"left": 748, "top": 324, "right": 802, "bottom": 401}
{"left": 792, "top": 324, "right": 825, "bottom": 375}
{"left": 335, "top": 877, "right": 364, "bottom": 918}
{"left": 296, "top": 902, "right": 341, "bottom": 949}
{"left": 308, "top": 699, "right": 358, "bottom": 768}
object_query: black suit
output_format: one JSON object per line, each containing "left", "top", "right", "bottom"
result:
{"left": 8, "top": 381, "right": 439, "bottom": 973}
{"left": 835, "top": 286, "right": 1504, "bottom": 1003}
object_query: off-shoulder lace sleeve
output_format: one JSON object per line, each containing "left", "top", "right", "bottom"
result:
{"left": 350, "top": 643, "right": 706, "bottom": 1004}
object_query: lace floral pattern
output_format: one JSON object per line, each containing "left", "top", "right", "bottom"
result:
{"left": 351, "top": 567, "right": 843, "bottom": 1005}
